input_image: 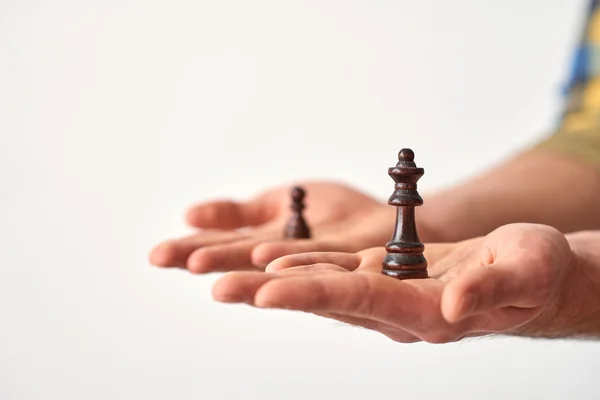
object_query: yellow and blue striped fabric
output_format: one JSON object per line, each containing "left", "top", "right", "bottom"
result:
{"left": 538, "top": 0, "right": 600, "bottom": 166}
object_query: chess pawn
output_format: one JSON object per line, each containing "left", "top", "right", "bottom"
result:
{"left": 382, "top": 149, "right": 428, "bottom": 280}
{"left": 284, "top": 186, "right": 311, "bottom": 239}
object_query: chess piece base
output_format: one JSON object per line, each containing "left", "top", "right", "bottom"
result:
{"left": 381, "top": 268, "right": 429, "bottom": 280}
{"left": 382, "top": 252, "right": 428, "bottom": 280}
{"left": 285, "top": 222, "right": 310, "bottom": 239}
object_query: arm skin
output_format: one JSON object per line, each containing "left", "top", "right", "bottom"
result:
{"left": 419, "top": 148, "right": 600, "bottom": 243}
{"left": 212, "top": 224, "right": 600, "bottom": 342}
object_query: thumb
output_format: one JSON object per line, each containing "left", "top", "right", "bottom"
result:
{"left": 441, "top": 260, "right": 549, "bottom": 323}
{"left": 186, "top": 199, "right": 275, "bottom": 229}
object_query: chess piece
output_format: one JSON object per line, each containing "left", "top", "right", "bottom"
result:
{"left": 284, "top": 186, "right": 311, "bottom": 239}
{"left": 382, "top": 149, "right": 428, "bottom": 280}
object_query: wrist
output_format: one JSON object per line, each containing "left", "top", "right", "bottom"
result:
{"left": 559, "top": 232, "right": 600, "bottom": 338}
{"left": 518, "top": 232, "right": 600, "bottom": 338}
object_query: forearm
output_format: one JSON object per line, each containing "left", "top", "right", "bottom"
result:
{"left": 419, "top": 149, "right": 600, "bottom": 242}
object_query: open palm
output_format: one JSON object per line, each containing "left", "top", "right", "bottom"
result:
{"left": 212, "top": 223, "right": 575, "bottom": 343}
{"left": 149, "top": 181, "right": 400, "bottom": 273}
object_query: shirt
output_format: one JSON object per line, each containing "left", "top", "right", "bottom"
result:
{"left": 538, "top": 0, "right": 600, "bottom": 167}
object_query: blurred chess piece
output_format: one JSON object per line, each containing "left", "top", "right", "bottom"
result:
{"left": 284, "top": 186, "right": 311, "bottom": 239}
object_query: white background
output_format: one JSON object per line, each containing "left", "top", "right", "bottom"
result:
{"left": 2, "top": 0, "right": 600, "bottom": 399}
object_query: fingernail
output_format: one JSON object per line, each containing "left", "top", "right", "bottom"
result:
{"left": 263, "top": 264, "right": 274, "bottom": 272}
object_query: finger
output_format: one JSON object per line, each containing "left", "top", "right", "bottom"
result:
{"left": 333, "top": 244, "right": 458, "bottom": 275}
{"left": 212, "top": 272, "right": 275, "bottom": 303}
{"left": 212, "top": 270, "right": 342, "bottom": 303}
{"left": 187, "top": 237, "right": 275, "bottom": 273}
{"left": 213, "top": 270, "right": 415, "bottom": 341}
{"left": 149, "top": 230, "right": 244, "bottom": 267}
{"left": 441, "top": 261, "right": 547, "bottom": 323}
{"left": 253, "top": 272, "right": 438, "bottom": 329}
{"left": 263, "top": 242, "right": 462, "bottom": 274}
{"left": 186, "top": 199, "right": 275, "bottom": 229}
{"left": 276, "top": 263, "right": 350, "bottom": 273}
{"left": 253, "top": 240, "right": 351, "bottom": 267}
{"left": 265, "top": 251, "right": 360, "bottom": 272}
{"left": 355, "top": 248, "right": 386, "bottom": 273}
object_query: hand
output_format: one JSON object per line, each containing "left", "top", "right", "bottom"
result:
{"left": 211, "top": 223, "right": 578, "bottom": 343}
{"left": 149, "top": 181, "right": 422, "bottom": 273}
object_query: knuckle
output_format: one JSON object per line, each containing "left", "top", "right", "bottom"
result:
{"left": 517, "top": 228, "right": 563, "bottom": 269}
{"left": 516, "top": 227, "right": 568, "bottom": 303}
{"left": 188, "top": 249, "right": 212, "bottom": 274}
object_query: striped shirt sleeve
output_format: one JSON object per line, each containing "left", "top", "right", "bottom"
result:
{"left": 536, "top": 0, "right": 600, "bottom": 168}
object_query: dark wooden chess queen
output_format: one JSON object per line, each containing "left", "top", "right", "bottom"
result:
{"left": 382, "top": 148, "right": 428, "bottom": 280}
